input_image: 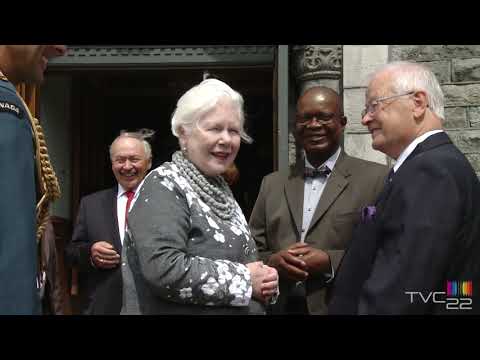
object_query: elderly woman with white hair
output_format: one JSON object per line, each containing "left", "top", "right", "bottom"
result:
{"left": 121, "top": 79, "right": 279, "bottom": 314}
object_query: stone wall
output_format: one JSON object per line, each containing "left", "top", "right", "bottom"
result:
{"left": 342, "top": 45, "right": 390, "bottom": 165}
{"left": 391, "top": 45, "right": 480, "bottom": 177}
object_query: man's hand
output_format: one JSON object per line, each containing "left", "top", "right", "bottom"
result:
{"left": 267, "top": 243, "right": 309, "bottom": 281}
{"left": 90, "top": 241, "right": 120, "bottom": 269}
{"left": 287, "top": 243, "right": 330, "bottom": 275}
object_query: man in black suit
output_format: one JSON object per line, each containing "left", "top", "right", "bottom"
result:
{"left": 329, "top": 61, "right": 480, "bottom": 314}
{"left": 66, "top": 129, "right": 153, "bottom": 314}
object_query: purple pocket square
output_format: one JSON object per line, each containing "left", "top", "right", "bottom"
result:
{"left": 361, "top": 205, "right": 377, "bottom": 223}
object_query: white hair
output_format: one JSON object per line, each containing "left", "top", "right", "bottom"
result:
{"left": 171, "top": 78, "right": 252, "bottom": 143}
{"left": 109, "top": 128, "right": 154, "bottom": 160}
{"left": 369, "top": 61, "right": 445, "bottom": 121}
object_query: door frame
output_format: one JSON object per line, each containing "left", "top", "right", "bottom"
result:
{"left": 48, "top": 45, "right": 290, "bottom": 172}
{"left": 47, "top": 45, "right": 291, "bottom": 218}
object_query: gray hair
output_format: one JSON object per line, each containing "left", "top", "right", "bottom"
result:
{"left": 369, "top": 61, "right": 445, "bottom": 121}
{"left": 109, "top": 128, "right": 155, "bottom": 159}
{"left": 171, "top": 78, "right": 253, "bottom": 144}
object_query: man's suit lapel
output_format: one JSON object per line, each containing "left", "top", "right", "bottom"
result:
{"left": 107, "top": 187, "right": 122, "bottom": 251}
{"left": 307, "top": 152, "right": 349, "bottom": 234}
{"left": 284, "top": 171, "right": 305, "bottom": 239}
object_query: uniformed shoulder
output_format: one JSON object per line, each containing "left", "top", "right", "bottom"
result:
{"left": 0, "top": 79, "right": 18, "bottom": 97}
{"left": 0, "top": 82, "right": 26, "bottom": 120}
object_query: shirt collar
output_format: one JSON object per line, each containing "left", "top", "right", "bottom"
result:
{"left": 393, "top": 130, "right": 444, "bottom": 173}
{"left": 117, "top": 184, "right": 127, "bottom": 199}
{"left": 117, "top": 184, "right": 136, "bottom": 199}
{"left": 304, "top": 146, "right": 341, "bottom": 172}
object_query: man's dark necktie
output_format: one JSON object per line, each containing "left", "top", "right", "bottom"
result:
{"left": 304, "top": 165, "right": 331, "bottom": 179}
{"left": 385, "top": 168, "right": 395, "bottom": 184}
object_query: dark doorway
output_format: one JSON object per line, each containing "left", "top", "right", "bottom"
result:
{"left": 71, "top": 67, "right": 274, "bottom": 220}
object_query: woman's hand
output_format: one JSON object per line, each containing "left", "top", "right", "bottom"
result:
{"left": 247, "top": 261, "right": 279, "bottom": 304}
{"left": 260, "top": 265, "right": 278, "bottom": 302}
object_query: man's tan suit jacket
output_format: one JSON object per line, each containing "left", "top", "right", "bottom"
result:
{"left": 249, "top": 151, "right": 388, "bottom": 314}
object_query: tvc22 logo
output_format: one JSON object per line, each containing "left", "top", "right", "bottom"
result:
{"left": 405, "top": 281, "right": 473, "bottom": 310}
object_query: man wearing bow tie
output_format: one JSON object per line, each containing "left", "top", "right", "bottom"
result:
{"left": 249, "top": 86, "right": 388, "bottom": 314}
{"left": 65, "top": 129, "right": 153, "bottom": 314}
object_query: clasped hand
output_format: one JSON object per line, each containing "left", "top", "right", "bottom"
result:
{"left": 267, "top": 243, "right": 330, "bottom": 281}
{"left": 247, "top": 261, "right": 279, "bottom": 304}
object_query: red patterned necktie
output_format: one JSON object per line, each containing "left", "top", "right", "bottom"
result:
{"left": 124, "top": 190, "right": 135, "bottom": 229}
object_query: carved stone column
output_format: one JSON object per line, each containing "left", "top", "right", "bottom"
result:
{"left": 289, "top": 45, "right": 343, "bottom": 166}
{"left": 293, "top": 45, "right": 343, "bottom": 95}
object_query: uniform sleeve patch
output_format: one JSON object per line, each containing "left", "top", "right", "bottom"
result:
{"left": 0, "top": 101, "right": 24, "bottom": 118}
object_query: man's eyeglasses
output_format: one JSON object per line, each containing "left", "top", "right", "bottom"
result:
{"left": 296, "top": 112, "right": 337, "bottom": 126}
{"left": 361, "top": 91, "right": 414, "bottom": 118}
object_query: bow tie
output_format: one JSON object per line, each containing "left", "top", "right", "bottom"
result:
{"left": 304, "top": 165, "right": 331, "bottom": 178}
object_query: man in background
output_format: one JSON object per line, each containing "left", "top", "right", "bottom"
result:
{"left": 66, "top": 129, "right": 153, "bottom": 314}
